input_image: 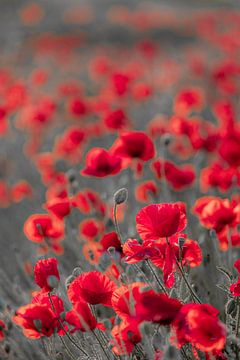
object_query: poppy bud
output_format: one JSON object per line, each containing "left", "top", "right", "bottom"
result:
{"left": 65, "top": 275, "right": 75, "bottom": 288}
{"left": 72, "top": 267, "right": 81, "bottom": 277}
{"left": 107, "top": 247, "right": 121, "bottom": 262}
{"left": 178, "top": 237, "right": 185, "bottom": 249}
{"left": 113, "top": 188, "right": 128, "bottom": 205}
{"left": 47, "top": 275, "right": 59, "bottom": 290}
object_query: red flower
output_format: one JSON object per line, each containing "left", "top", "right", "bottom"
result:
{"left": 135, "top": 289, "right": 182, "bottom": 325}
{"left": 172, "top": 304, "right": 226, "bottom": 352}
{"left": 13, "top": 304, "right": 60, "bottom": 339}
{"left": 79, "top": 218, "right": 104, "bottom": 241}
{"left": 68, "top": 271, "right": 116, "bottom": 306}
{"left": 11, "top": 180, "right": 33, "bottom": 203}
{"left": 34, "top": 258, "right": 60, "bottom": 291}
{"left": 68, "top": 97, "right": 88, "bottom": 118}
{"left": 200, "top": 162, "right": 236, "bottom": 193}
{"left": 136, "top": 203, "right": 187, "bottom": 241}
{"left": 81, "top": 148, "right": 122, "bottom": 177}
{"left": 32, "top": 292, "right": 64, "bottom": 319}
{"left": 103, "top": 108, "right": 128, "bottom": 130}
{"left": 174, "top": 88, "right": 204, "bottom": 116}
{"left": 151, "top": 236, "right": 202, "bottom": 288}
{"left": 123, "top": 239, "right": 159, "bottom": 263}
{"left": 111, "top": 131, "right": 155, "bottom": 167}
{"left": 100, "top": 231, "right": 122, "bottom": 254}
{"left": 54, "top": 127, "right": 86, "bottom": 164}
{"left": 192, "top": 197, "right": 237, "bottom": 233}
{"left": 218, "top": 131, "right": 240, "bottom": 168}
{"left": 66, "top": 301, "right": 97, "bottom": 332}
{"left": 112, "top": 282, "right": 147, "bottom": 319}
{"left": 135, "top": 180, "right": 157, "bottom": 202}
{"left": 45, "top": 198, "right": 71, "bottom": 219}
{"left": 111, "top": 72, "right": 130, "bottom": 96}
{"left": 111, "top": 319, "right": 141, "bottom": 355}
{"left": 24, "top": 214, "right": 64, "bottom": 244}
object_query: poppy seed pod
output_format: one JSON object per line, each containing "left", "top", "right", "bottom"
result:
{"left": 113, "top": 188, "right": 128, "bottom": 205}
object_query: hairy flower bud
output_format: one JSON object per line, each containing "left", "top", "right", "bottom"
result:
{"left": 113, "top": 188, "right": 128, "bottom": 205}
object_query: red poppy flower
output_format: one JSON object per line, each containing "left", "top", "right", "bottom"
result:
{"left": 100, "top": 231, "right": 122, "bottom": 254}
{"left": 135, "top": 289, "right": 182, "bottom": 325}
{"left": 111, "top": 282, "right": 147, "bottom": 319}
{"left": 172, "top": 304, "right": 226, "bottom": 352}
{"left": 136, "top": 203, "right": 187, "bottom": 241}
{"left": 54, "top": 127, "right": 86, "bottom": 164}
{"left": 68, "top": 97, "right": 88, "bottom": 118}
{"left": 111, "top": 131, "right": 155, "bottom": 167}
{"left": 174, "top": 88, "right": 204, "bottom": 116}
{"left": 111, "top": 319, "right": 141, "bottom": 355}
{"left": 103, "top": 108, "right": 128, "bottom": 130}
{"left": 230, "top": 278, "right": 240, "bottom": 297}
{"left": 79, "top": 218, "right": 104, "bottom": 241}
{"left": 13, "top": 304, "right": 60, "bottom": 339}
{"left": 34, "top": 258, "right": 60, "bottom": 291}
{"left": 45, "top": 198, "right": 71, "bottom": 219}
{"left": 66, "top": 301, "right": 97, "bottom": 332}
{"left": 200, "top": 162, "right": 236, "bottom": 193}
{"left": 123, "top": 239, "right": 159, "bottom": 264}
{"left": 135, "top": 180, "right": 157, "bottom": 202}
{"left": 82, "top": 242, "right": 102, "bottom": 265}
{"left": 192, "top": 197, "right": 237, "bottom": 234}
{"left": 68, "top": 271, "right": 116, "bottom": 306}
{"left": 32, "top": 292, "right": 64, "bottom": 319}
{"left": 111, "top": 72, "right": 130, "bottom": 96}
{"left": 218, "top": 131, "right": 240, "bottom": 168}
{"left": 81, "top": 148, "right": 122, "bottom": 177}
{"left": 11, "top": 180, "right": 33, "bottom": 203}
{"left": 132, "top": 82, "right": 152, "bottom": 101}
{"left": 24, "top": 214, "right": 64, "bottom": 244}
{"left": 151, "top": 236, "right": 202, "bottom": 288}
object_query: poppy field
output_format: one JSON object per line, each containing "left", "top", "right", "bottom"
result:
{"left": 1, "top": 1, "right": 240, "bottom": 359}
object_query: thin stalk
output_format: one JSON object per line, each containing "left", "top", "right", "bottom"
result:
{"left": 48, "top": 293, "right": 89, "bottom": 357}
{"left": 235, "top": 298, "right": 240, "bottom": 338}
{"left": 146, "top": 260, "right": 167, "bottom": 295}
{"left": 175, "top": 261, "right": 201, "bottom": 304}
{"left": 93, "top": 330, "right": 111, "bottom": 360}
{"left": 113, "top": 203, "right": 123, "bottom": 244}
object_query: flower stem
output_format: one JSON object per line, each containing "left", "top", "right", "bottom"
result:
{"left": 48, "top": 293, "right": 89, "bottom": 357}
{"left": 93, "top": 330, "right": 111, "bottom": 360}
{"left": 113, "top": 203, "right": 123, "bottom": 244}
{"left": 175, "top": 261, "right": 201, "bottom": 304}
{"left": 235, "top": 298, "right": 240, "bottom": 338}
{"left": 146, "top": 260, "right": 167, "bottom": 295}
